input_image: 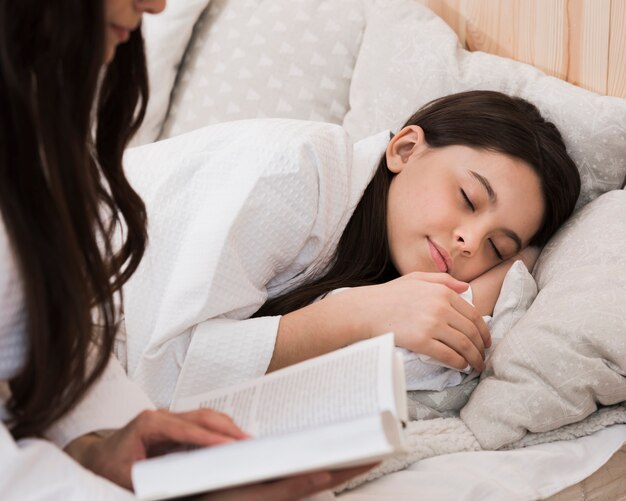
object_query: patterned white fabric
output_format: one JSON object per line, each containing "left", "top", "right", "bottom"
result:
{"left": 342, "top": 0, "right": 626, "bottom": 206}
{"left": 121, "top": 120, "right": 389, "bottom": 409}
{"left": 131, "top": 0, "right": 212, "bottom": 146}
{"left": 0, "top": 216, "right": 152, "bottom": 498}
{"left": 159, "top": 0, "right": 366, "bottom": 139}
{"left": 462, "top": 191, "right": 626, "bottom": 449}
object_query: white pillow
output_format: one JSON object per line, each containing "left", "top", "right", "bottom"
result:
{"left": 159, "top": 0, "right": 367, "bottom": 139}
{"left": 132, "top": 0, "right": 211, "bottom": 146}
{"left": 342, "top": 0, "right": 626, "bottom": 206}
{"left": 489, "top": 261, "right": 538, "bottom": 344}
{"left": 461, "top": 191, "right": 626, "bottom": 449}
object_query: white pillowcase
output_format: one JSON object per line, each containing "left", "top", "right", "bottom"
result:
{"left": 132, "top": 0, "right": 211, "bottom": 146}
{"left": 159, "top": 0, "right": 367, "bottom": 139}
{"left": 342, "top": 0, "right": 626, "bottom": 206}
{"left": 488, "top": 261, "right": 538, "bottom": 344}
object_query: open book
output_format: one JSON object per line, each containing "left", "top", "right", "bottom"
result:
{"left": 132, "top": 333, "right": 408, "bottom": 500}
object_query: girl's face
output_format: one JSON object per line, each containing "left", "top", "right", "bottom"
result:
{"left": 385, "top": 125, "right": 545, "bottom": 282}
{"left": 104, "top": 0, "right": 166, "bottom": 64}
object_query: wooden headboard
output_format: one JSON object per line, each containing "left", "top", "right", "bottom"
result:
{"left": 416, "top": 0, "right": 626, "bottom": 99}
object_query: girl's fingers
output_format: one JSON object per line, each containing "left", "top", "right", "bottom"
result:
{"left": 445, "top": 307, "right": 486, "bottom": 356}
{"left": 423, "top": 340, "right": 472, "bottom": 371}
{"left": 449, "top": 293, "right": 491, "bottom": 348}
{"left": 432, "top": 327, "right": 484, "bottom": 372}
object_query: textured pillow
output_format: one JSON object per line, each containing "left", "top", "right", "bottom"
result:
{"left": 160, "top": 0, "right": 366, "bottom": 139}
{"left": 132, "top": 0, "right": 211, "bottom": 146}
{"left": 342, "top": 0, "right": 626, "bottom": 206}
{"left": 461, "top": 190, "right": 626, "bottom": 449}
{"left": 408, "top": 261, "right": 538, "bottom": 420}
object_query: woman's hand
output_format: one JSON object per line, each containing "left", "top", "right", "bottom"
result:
{"left": 198, "top": 464, "right": 376, "bottom": 501}
{"left": 351, "top": 272, "right": 491, "bottom": 372}
{"left": 65, "top": 409, "right": 248, "bottom": 490}
{"left": 67, "top": 410, "right": 375, "bottom": 501}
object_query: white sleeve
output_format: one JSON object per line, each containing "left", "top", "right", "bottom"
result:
{"left": 0, "top": 422, "right": 135, "bottom": 500}
{"left": 121, "top": 120, "right": 353, "bottom": 408}
{"left": 44, "top": 356, "right": 155, "bottom": 448}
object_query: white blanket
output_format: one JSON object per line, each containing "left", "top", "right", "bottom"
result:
{"left": 339, "top": 402, "right": 626, "bottom": 493}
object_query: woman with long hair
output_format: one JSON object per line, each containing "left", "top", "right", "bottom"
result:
{"left": 0, "top": 0, "right": 366, "bottom": 498}
{"left": 121, "top": 90, "right": 580, "bottom": 406}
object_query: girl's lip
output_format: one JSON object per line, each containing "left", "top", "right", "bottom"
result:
{"left": 427, "top": 238, "right": 451, "bottom": 273}
{"left": 110, "top": 24, "right": 131, "bottom": 43}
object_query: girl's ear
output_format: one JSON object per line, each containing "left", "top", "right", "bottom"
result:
{"left": 385, "top": 125, "right": 427, "bottom": 173}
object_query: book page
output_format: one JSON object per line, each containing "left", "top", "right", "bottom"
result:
{"left": 173, "top": 334, "right": 398, "bottom": 437}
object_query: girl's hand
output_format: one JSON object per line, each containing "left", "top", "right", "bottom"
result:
{"left": 351, "top": 272, "right": 491, "bottom": 372}
{"left": 65, "top": 409, "right": 248, "bottom": 490}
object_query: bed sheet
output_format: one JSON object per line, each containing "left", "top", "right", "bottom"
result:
{"left": 330, "top": 425, "right": 626, "bottom": 500}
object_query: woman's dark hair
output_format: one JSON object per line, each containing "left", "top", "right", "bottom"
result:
{"left": 255, "top": 90, "right": 581, "bottom": 317}
{"left": 0, "top": 1, "right": 148, "bottom": 438}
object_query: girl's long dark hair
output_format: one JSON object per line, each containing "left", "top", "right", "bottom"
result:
{"left": 255, "top": 91, "right": 581, "bottom": 317}
{"left": 0, "top": 0, "right": 148, "bottom": 439}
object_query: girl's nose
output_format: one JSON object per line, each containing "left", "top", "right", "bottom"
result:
{"left": 455, "top": 231, "right": 479, "bottom": 257}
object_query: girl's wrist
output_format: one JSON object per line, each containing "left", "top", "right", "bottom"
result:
{"left": 330, "top": 286, "right": 376, "bottom": 343}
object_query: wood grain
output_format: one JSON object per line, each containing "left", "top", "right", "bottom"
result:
{"left": 415, "top": 0, "right": 626, "bottom": 98}
{"left": 546, "top": 447, "right": 626, "bottom": 500}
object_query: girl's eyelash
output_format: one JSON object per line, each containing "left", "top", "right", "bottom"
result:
{"left": 461, "top": 189, "right": 475, "bottom": 211}
{"left": 489, "top": 239, "right": 504, "bottom": 260}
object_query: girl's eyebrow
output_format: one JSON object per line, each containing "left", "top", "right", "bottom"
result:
{"left": 469, "top": 170, "right": 497, "bottom": 204}
{"left": 468, "top": 170, "right": 522, "bottom": 252}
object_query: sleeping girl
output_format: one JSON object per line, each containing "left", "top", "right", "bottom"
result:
{"left": 120, "top": 90, "right": 581, "bottom": 408}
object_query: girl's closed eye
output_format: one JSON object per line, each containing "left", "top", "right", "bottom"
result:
{"left": 488, "top": 239, "right": 504, "bottom": 260}
{"left": 460, "top": 189, "right": 475, "bottom": 211}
